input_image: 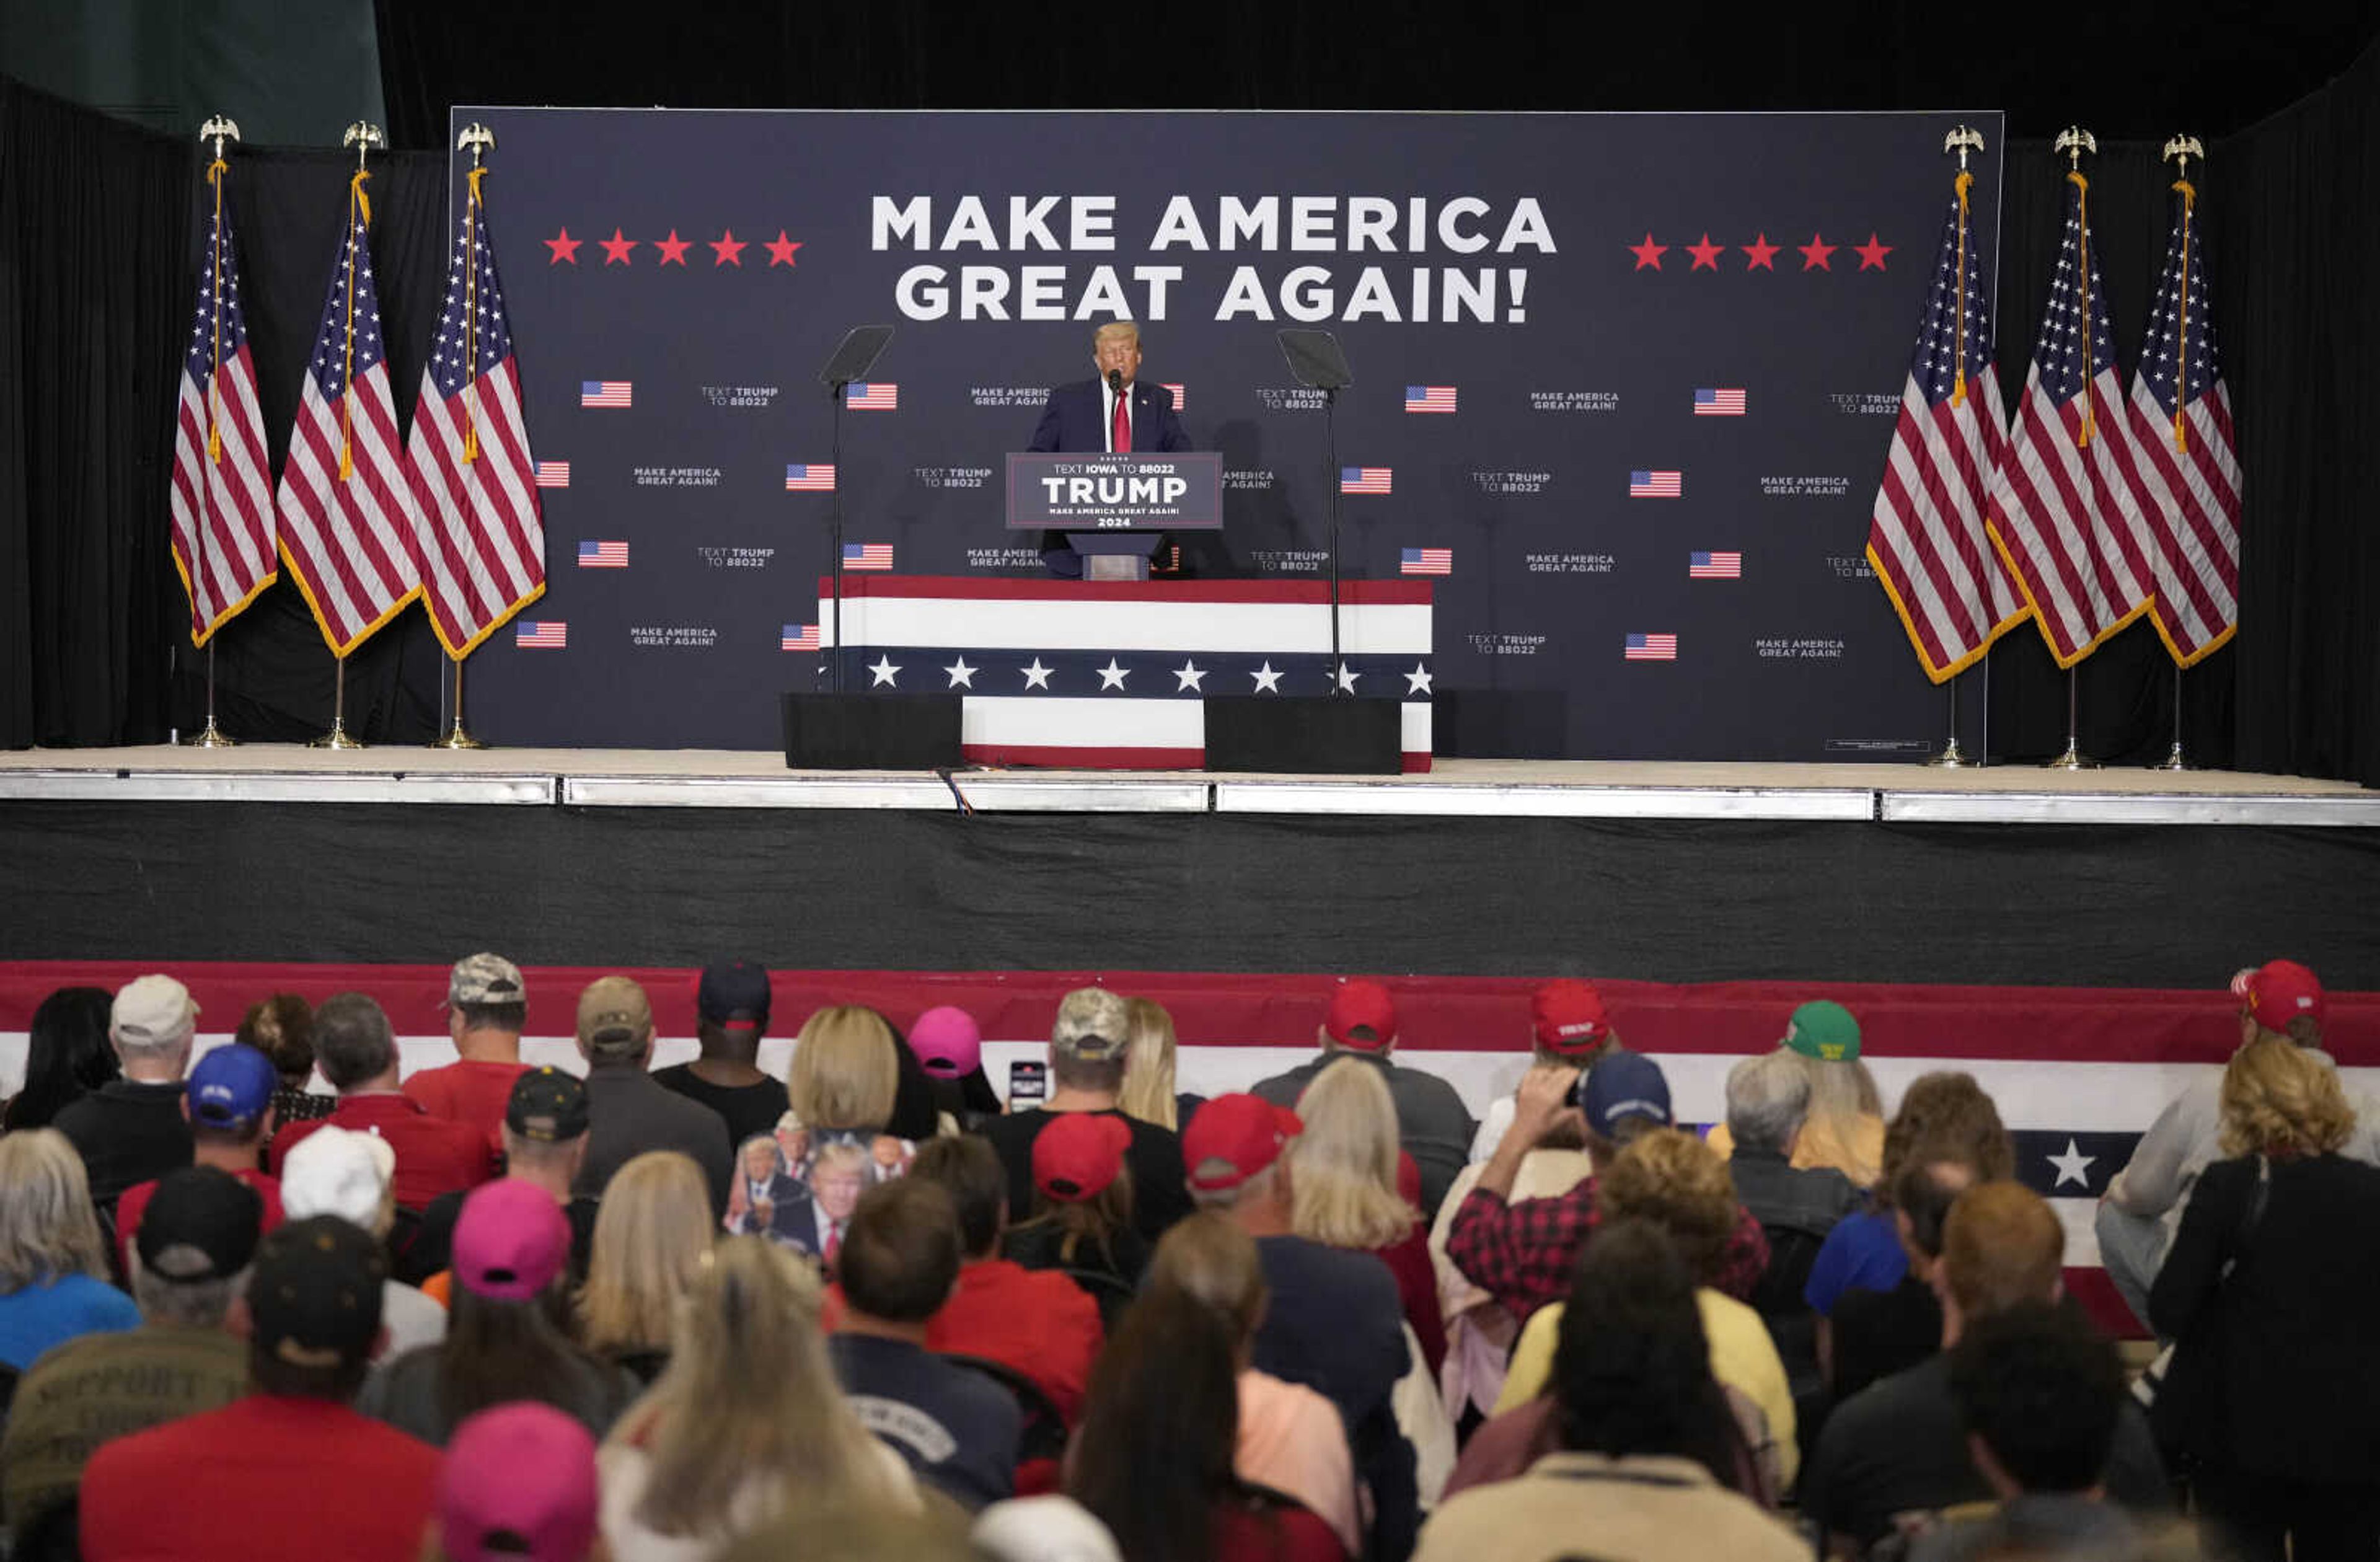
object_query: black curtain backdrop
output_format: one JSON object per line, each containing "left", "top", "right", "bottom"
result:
{"left": 5, "top": 22, "right": 2379, "bottom": 776}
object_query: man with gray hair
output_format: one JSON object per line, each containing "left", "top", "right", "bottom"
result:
{"left": 0, "top": 1166, "right": 258, "bottom": 1540}
{"left": 268, "top": 993, "right": 493, "bottom": 1210}
{"left": 976, "top": 986, "right": 1191, "bottom": 1242}
{"left": 1724, "top": 1049, "right": 1862, "bottom": 1240}
{"left": 53, "top": 975, "right": 198, "bottom": 1207}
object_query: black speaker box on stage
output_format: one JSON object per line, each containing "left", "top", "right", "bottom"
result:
{"left": 780, "top": 693, "right": 963, "bottom": 770}
{"left": 1203, "top": 696, "right": 1401, "bottom": 775}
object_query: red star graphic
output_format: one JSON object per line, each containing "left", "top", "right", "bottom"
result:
{"left": 1685, "top": 233, "right": 1724, "bottom": 271}
{"left": 653, "top": 230, "right": 691, "bottom": 266}
{"left": 764, "top": 230, "right": 803, "bottom": 267}
{"left": 1855, "top": 232, "right": 1893, "bottom": 271}
{"left": 710, "top": 228, "right": 748, "bottom": 267}
{"left": 598, "top": 228, "right": 638, "bottom": 266}
{"left": 1742, "top": 232, "right": 1780, "bottom": 271}
{"left": 1627, "top": 232, "right": 1667, "bottom": 271}
{"left": 543, "top": 227, "right": 582, "bottom": 265}
{"left": 1798, "top": 232, "right": 1838, "bottom": 271}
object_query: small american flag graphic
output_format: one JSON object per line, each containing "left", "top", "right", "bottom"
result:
{"left": 580, "top": 381, "right": 632, "bottom": 408}
{"left": 1161, "top": 382, "right": 1185, "bottom": 410}
{"left": 1624, "top": 633, "right": 1678, "bottom": 661}
{"left": 844, "top": 542, "right": 894, "bottom": 570}
{"left": 784, "top": 464, "right": 836, "bottom": 492}
{"left": 844, "top": 382, "right": 897, "bottom": 410}
{"left": 1629, "top": 469, "right": 1683, "bottom": 498}
{"left": 577, "top": 540, "right": 628, "bottom": 569}
{"left": 534, "top": 461, "right": 571, "bottom": 488}
{"left": 1401, "top": 548, "right": 1453, "bottom": 576}
{"left": 1340, "top": 467, "right": 1393, "bottom": 495}
{"left": 1404, "top": 386, "right": 1458, "bottom": 414}
{"left": 1689, "top": 550, "right": 1742, "bottom": 579}
{"left": 515, "top": 621, "right": 567, "bottom": 648}
{"left": 1693, "top": 387, "right": 1747, "bottom": 416}
{"left": 781, "top": 623, "right": 822, "bottom": 652}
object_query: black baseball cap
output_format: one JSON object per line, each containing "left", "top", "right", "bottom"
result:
{"left": 137, "top": 1166, "right": 265, "bottom": 1282}
{"left": 697, "top": 960, "right": 772, "bottom": 1027}
{"left": 505, "top": 1067, "right": 590, "bottom": 1143}
{"left": 248, "top": 1216, "right": 387, "bottom": 1370}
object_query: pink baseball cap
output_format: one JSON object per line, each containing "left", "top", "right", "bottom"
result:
{"left": 910, "top": 1005, "right": 984, "bottom": 1079}
{"left": 451, "top": 1180, "right": 571, "bottom": 1302}
{"left": 437, "top": 1402, "right": 600, "bottom": 1562}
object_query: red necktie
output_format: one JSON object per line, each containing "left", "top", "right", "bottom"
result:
{"left": 1112, "top": 388, "right": 1130, "bottom": 453}
{"left": 822, "top": 1224, "right": 841, "bottom": 1269}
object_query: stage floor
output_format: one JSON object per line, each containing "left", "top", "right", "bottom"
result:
{"left": 0, "top": 745, "right": 2371, "bottom": 825}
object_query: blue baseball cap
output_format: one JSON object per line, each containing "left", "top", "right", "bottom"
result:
{"left": 1576, "top": 1049, "right": 1673, "bottom": 1138}
{"left": 187, "top": 1043, "right": 278, "bottom": 1132}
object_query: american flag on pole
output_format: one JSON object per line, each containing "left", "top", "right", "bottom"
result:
{"left": 1400, "top": 548, "right": 1452, "bottom": 576}
{"left": 1689, "top": 551, "right": 1742, "bottom": 579}
{"left": 406, "top": 167, "right": 546, "bottom": 660}
{"left": 844, "top": 382, "right": 897, "bottom": 410}
{"left": 273, "top": 172, "right": 421, "bottom": 655}
{"left": 1340, "top": 467, "right": 1392, "bottom": 495}
{"left": 1866, "top": 170, "right": 2030, "bottom": 682}
{"left": 1629, "top": 470, "right": 1682, "bottom": 498}
{"left": 1986, "top": 171, "right": 2157, "bottom": 669}
{"left": 576, "top": 541, "right": 628, "bottom": 568}
{"left": 784, "top": 464, "right": 836, "bottom": 492}
{"left": 1624, "top": 633, "right": 1678, "bottom": 661}
{"left": 2122, "top": 174, "right": 2241, "bottom": 666}
{"left": 781, "top": 623, "right": 822, "bottom": 652}
{"left": 1405, "top": 386, "right": 1458, "bottom": 413}
{"left": 1693, "top": 388, "right": 1746, "bottom": 416}
{"left": 844, "top": 542, "right": 895, "bottom": 570}
{"left": 169, "top": 157, "right": 277, "bottom": 645}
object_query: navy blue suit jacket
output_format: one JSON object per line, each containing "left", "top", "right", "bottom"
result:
{"left": 1029, "top": 379, "right": 1192, "bottom": 575}
{"left": 1028, "top": 377, "right": 1191, "bottom": 456}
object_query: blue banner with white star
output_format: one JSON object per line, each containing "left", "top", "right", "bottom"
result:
{"left": 451, "top": 107, "right": 2001, "bottom": 757}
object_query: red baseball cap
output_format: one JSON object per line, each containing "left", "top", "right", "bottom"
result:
{"left": 1032, "top": 1112, "right": 1132, "bottom": 1202}
{"left": 1532, "top": 979, "right": 1610, "bottom": 1056}
{"left": 1182, "top": 1093, "right": 1303, "bottom": 1193}
{"left": 2234, "top": 960, "right": 2325, "bottom": 1031}
{"left": 1325, "top": 980, "right": 1398, "bottom": 1049}
{"left": 437, "top": 1402, "right": 600, "bottom": 1562}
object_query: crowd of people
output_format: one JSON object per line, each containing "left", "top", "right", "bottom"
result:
{"left": 0, "top": 954, "right": 2368, "bottom": 1561}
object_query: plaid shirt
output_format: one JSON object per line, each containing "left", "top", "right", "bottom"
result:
{"left": 1445, "top": 1175, "right": 1773, "bottom": 1321}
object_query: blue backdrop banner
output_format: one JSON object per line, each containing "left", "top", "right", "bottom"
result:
{"left": 447, "top": 107, "right": 2003, "bottom": 759}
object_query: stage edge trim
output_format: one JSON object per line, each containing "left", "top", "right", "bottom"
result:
{"left": 0, "top": 772, "right": 555, "bottom": 806}
{"left": 1879, "top": 792, "right": 2380, "bottom": 828}
{"left": 1210, "top": 782, "right": 1876, "bottom": 821}
{"left": 559, "top": 775, "right": 1212, "bottom": 813}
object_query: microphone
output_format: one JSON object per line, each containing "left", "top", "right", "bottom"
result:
{"left": 1107, "top": 368, "right": 1124, "bottom": 395}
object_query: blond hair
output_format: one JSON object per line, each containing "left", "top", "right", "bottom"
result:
{"left": 1596, "top": 1127, "right": 1740, "bottom": 1288}
{"left": 1791, "top": 1045, "right": 1882, "bottom": 1137}
{"left": 1093, "top": 321, "right": 1142, "bottom": 350}
{"left": 2221, "top": 1035, "right": 2356, "bottom": 1158}
{"left": 785, "top": 1007, "right": 898, "bottom": 1132}
{"left": 1288, "top": 1057, "right": 1416, "bottom": 1251}
{"left": 1145, "top": 1210, "right": 1266, "bottom": 1345}
{"left": 0, "top": 1130, "right": 110, "bottom": 1293}
{"left": 613, "top": 1237, "right": 909, "bottom": 1540}
{"left": 578, "top": 1151, "right": 715, "bottom": 1354}
{"left": 1116, "top": 997, "right": 1182, "bottom": 1131}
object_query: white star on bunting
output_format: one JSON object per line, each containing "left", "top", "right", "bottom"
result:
{"left": 942, "top": 656, "right": 977, "bottom": 689}
{"left": 868, "top": 656, "right": 901, "bottom": 688}
{"left": 1096, "top": 658, "right": 1131, "bottom": 691}
{"left": 1020, "top": 658, "right": 1054, "bottom": 691}
{"left": 1174, "top": 660, "right": 1207, "bottom": 692}
{"left": 1404, "top": 663, "right": 1433, "bottom": 695}
{"left": 1334, "top": 663, "right": 1361, "bottom": 693}
{"left": 1250, "top": 662, "right": 1284, "bottom": 694}
{"left": 2047, "top": 1139, "right": 2097, "bottom": 1189}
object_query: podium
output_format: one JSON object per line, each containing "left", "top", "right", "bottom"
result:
{"left": 1006, "top": 452, "right": 1223, "bottom": 581}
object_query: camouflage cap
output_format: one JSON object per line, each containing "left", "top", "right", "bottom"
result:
{"left": 448, "top": 953, "right": 527, "bottom": 1009}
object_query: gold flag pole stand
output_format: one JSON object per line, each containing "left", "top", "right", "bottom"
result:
{"left": 310, "top": 656, "right": 366, "bottom": 749}
{"left": 2157, "top": 666, "right": 2193, "bottom": 772}
{"left": 2045, "top": 669, "right": 2099, "bottom": 770}
{"left": 431, "top": 660, "right": 485, "bottom": 750}
{"left": 429, "top": 121, "right": 501, "bottom": 752}
{"left": 182, "top": 113, "right": 243, "bottom": 750}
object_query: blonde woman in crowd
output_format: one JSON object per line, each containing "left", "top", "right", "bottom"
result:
{"left": 600, "top": 1236, "right": 918, "bottom": 1561}
{"left": 1116, "top": 997, "right": 1202, "bottom": 1131}
{"left": 579, "top": 1151, "right": 716, "bottom": 1384}
{"left": 1707, "top": 1000, "right": 1885, "bottom": 1188}
{"left": 1290, "top": 1057, "right": 1445, "bottom": 1375}
{"left": 0, "top": 1129, "right": 136, "bottom": 1369}
{"left": 787, "top": 1006, "right": 902, "bottom": 1140}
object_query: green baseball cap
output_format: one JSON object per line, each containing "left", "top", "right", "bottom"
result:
{"left": 1783, "top": 999, "right": 1861, "bottom": 1062}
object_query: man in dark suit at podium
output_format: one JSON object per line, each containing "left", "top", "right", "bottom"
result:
{"left": 1029, "top": 321, "right": 1191, "bottom": 578}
